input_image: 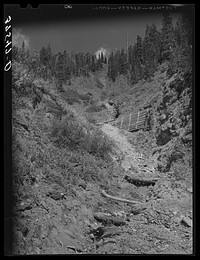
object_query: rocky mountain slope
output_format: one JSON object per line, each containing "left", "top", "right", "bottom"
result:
{"left": 11, "top": 61, "right": 193, "bottom": 255}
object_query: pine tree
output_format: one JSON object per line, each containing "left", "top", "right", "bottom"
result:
{"left": 65, "top": 66, "right": 71, "bottom": 84}
{"left": 85, "top": 52, "right": 91, "bottom": 71}
{"left": 100, "top": 52, "right": 104, "bottom": 63}
{"left": 46, "top": 43, "right": 53, "bottom": 80}
{"left": 39, "top": 47, "right": 48, "bottom": 66}
{"left": 136, "top": 35, "right": 143, "bottom": 63}
{"left": 62, "top": 50, "right": 71, "bottom": 84}
{"left": 39, "top": 47, "right": 48, "bottom": 80}
{"left": 160, "top": 13, "right": 175, "bottom": 62}
{"left": 125, "top": 44, "right": 137, "bottom": 83}
{"left": 143, "top": 24, "right": 161, "bottom": 78}
{"left": 119, "top": 48, "right": 128, "bottom": 75}
{"left": 55, "top": 52, "right": 66, "bottom": 91}
{"left": 127, "top": 45, "right": 133, "bottom": 68}
{"left": 91, "top": 55, "right": 96, "bottom": 72}
{"left": 108, "top": 52, "right": 117, "bottom": 81}
{"left": 12, "top": 46, "right": 19, "bottom": 61}
{"left": 115, "top": 50, "right": 121, "bottom": 77}
{"left": 96, "top": 54, "right": 101, "bottom": 70}
{"left": 135, "top": 35, "right": 144, "bottom": 80}
{"left": 70, "top": 52, "right": 76, "bottom": 76}
{"left": 47, "top": 43, "right": 52, "bottom": 63}
{"left": 174, "top": 20, "right": 182, "bottom": 47}
{"left": 18, "top": 40, "right": 26, "bottom": 63}
{"left": 170, "top": 13, "right": 192, "bottom": 74}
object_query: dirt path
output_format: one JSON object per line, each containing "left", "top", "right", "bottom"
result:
{"left": 100, "top": 124, "right": 157, "bottom": 181}
{"left": 101, "top": 124, "right": 140, "bottom": 171}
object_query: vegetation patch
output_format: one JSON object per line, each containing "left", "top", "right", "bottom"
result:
{"left": 85, "top": 103, "right": 106, "bottom": 113}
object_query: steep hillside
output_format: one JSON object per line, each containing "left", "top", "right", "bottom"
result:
{"left": 99, "top": 63, "right": 192, "bottom": 186}
{"left": 11, "top": 60, "right": 193, "bottom": 255}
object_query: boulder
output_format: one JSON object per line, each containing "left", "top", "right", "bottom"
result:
{"left": 181, "top": 216, "right": 192, "bottom": 227}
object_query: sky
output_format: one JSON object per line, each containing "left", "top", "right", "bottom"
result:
{"left": 13, "top": 14, "right": 163, "bottom": 55}
{"left": 8, "top": 4, "right": 189, "bottom": 56}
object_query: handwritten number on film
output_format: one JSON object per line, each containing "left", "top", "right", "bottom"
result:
{"left": 4, "top": 15, "right": 12, "bottom": 72}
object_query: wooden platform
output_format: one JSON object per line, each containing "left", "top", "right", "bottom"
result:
{"left": 111, "top": 109, "right": 148, "bottom": 132}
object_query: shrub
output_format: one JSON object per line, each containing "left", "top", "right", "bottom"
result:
{"left": 77, "top": 92, "right": 91, "bottom": 105}
{"left": 85, "top": 116, "right": 97, "bottom": 125}
{"left": 61, "top": 89, "right": 81, "bottom": 104}
{"left": 169, "top": 162, "right": 188, "bottom": 182}
{"left": 61, "top": 88, "right": 92, "bottom": 105}
{"left": 95, "top": 78, "right": 104, "bottom": 89}
{"left": 83, "top": 129, "right": 113, "bottom": 160}
{"left": 49, "top": 115, "right": 113, "bottom": 160}
{"left": 49, "top": 115, "right": 85, "bottom": 149}
{"left": 101, "top": 89, "right": 108, "bottom": 101}
{"left": 85, "top": 103, "right": 106, "bottom": 113}
{"left": 12, "top": 62, "right": 33, "bottom": 88}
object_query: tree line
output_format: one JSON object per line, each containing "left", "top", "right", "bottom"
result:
{"left": 12, "top": 43, "right": 107, "bottom": 88}
{"left": 12, "top": 12, "right": 192, "bottom": 88}
{"left": 107, "top": 12, "right": 192, "bottom": 82}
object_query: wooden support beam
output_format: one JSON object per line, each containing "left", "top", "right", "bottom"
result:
{"left": 123, "top": 118, "right": 145, "bottom": 127}
{"left": 128, "top": 113, "right": 131, "bottom": 131}
{"left": 124, "top": 175, "right": 158, "bottom": 186}
{"left": 109, "top": 109, "right": 147, "bottom": 132}
{"left": 129, "top": 124, "right": 144, "bottom": 132}
{"left": 120, "top": 116, "right": 123, "bottom": 129}
{"left": 125, "top": 120, "right": 145, "bottom": 130}
{"left": 136, "top": 111, "right": 140, "bottom": 129}
{"left": 101, "top": 190, "right": 144, "bottom": 204}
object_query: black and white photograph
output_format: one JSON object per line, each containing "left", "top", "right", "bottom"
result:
{"left": 4, "top": 4, "right": 194, "bottom": 255}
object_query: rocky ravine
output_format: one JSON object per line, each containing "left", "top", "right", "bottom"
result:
{"left": 11, "top": 68, "right": 193, "bottom": 255}
{"left": 101, "top": 124, "right": 156, "bottom": 175}
{"left": 12, "top": 119, "right": 193, "bottom": 254}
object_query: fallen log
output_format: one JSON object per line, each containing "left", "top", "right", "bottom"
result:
{"left": 94, "top": 212, "right": 126, "bottom": 226}
{"left": 100, "top": 189, "right": 144, "bottom": 205}
{"left": 131, "top": 204, "right": 149, "bottom": 215}
{"left": 90, "top": 226, "right": 120, "bottom": 241}
{"left": 124, "top": 175, "right": 158, "bottom": 187}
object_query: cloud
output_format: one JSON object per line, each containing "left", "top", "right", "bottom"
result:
{"left": 12, "top": 28, "right": 30, "bottom": 50}
{"left": 95, "top": 47, "right": 110, "bottom": 59}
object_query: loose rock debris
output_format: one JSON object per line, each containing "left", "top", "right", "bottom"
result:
{"left": 93, "top": 212, "right": 126, "bottom": 226}
{"left": 124, "top": 175, "right": 158, "bottom": 187}
{"left": 101, "top": 189, "right": 145, "bottom": 205}
{"left": 180, "top": 216, "right": 192, "bottom": 228}
{"left": 11, "top": 68, "right": 193, "bottom": 255}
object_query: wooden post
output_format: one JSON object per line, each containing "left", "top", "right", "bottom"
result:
{"left": 114, "top": 117, "right": 117, "bottom": 126}
{"left": 136, "top": 111, "right": 140, "bottom": 129}
{"left": 128, "top": 113, "right": 131, "bottom": 131}
{"left": 120, "top": 116, "right": 123, "bottom": 129}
